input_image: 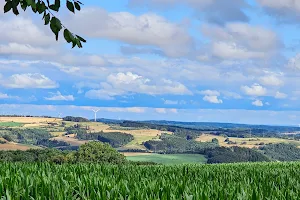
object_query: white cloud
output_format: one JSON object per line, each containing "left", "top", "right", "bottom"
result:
{"left": 287, "top": 54, "right": 300, "bottom": 70}
{"left": 104, "top": 107, "right": 145, "bottom": 113}
{"left": 241, "top": 83, "right": 267, "bottom": 96}
{"left": 155, "top": 108, "right": 178, "bottom": 114}
{"left": 222, "top": 91, "right": 242, "bottom": 99}
{"left": 0, "top": 17, "right": 53, "bottom": 47}
{"left": 275, "top": 91, "right": 287, "bottom": 99}
{"left": 45, "top": 91, "right": 75, "bottom": 101}
{"left": 203, "top": 95, "right": 223, "bottom": 104}
{"left": 198, "top": 90, "right": 220, "bottom": 96}
{"left": 201, "top": 23, "right": 280, "bottom": 60}
{"left": 257, "top": 0, "right": 300, "bottom": 22}
{"left": 0, "top": 43, "right": 56, "bottom": 56}
{"left": 1, "top": 73, "right": 58, "bottom": 89}
{"left": 85, "top": 72, "right": 192, "bottom": 100}
{"left": 128, "top": 0, "right": 249, "bottom": 24}
{"left": 252, "top": 99, "right": 263, "bottom": 107}
{"left": 0, "top": 93, "right": 18, "bottom": 99}
{"left": 155, "top": 108, "right": 167, "bottom": 114}
{"left": 66, "top": 8, "right": 192, "bottom": 57}
{"left": 259, "top": 74, "right": 284, "bottom": 86}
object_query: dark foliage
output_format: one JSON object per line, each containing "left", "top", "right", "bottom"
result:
{"left": 0, "top": 129, "right": 51, "bottom": 145}
{"left": 77, "top": 131, "right": 134, "bottom": 148}
{"left": 205, "top": 146, "right": 270, "bottom": 164}
{"left": 0, "top": 141, "right": 126, "bottom": 164}
{"left": 260, "top": 143, "right": 300, "bottom": 161}
{"left": 63, "top": 116, "right": 90, "bottom": 122}
{"left": 144, "top": 134, "right": 218, "bottom": 154}
{"left": 37, "top": 139, "right": 70, "bottom": 148}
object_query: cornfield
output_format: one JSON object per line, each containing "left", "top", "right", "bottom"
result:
{"left": 0, "top": 162, "right": 299, "bottom": 199}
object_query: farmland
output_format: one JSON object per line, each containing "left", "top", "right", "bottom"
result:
{"left": 1, "top": 162, "right": 300, "bottom": 199}
{"left": 0, "top": 122, "right": 23, "bottom": 127}
{"left": 2, "top": 116, "right": 300, "bottom": 164}
{"left": 126, "top": 153, "right": 207, "bottom": 164}
{"left": 197, "top": 134, "right": 300, "bottom": 148}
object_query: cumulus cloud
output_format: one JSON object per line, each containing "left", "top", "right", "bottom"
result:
{"left": 252, "top": 99, "right": 263, "bottom": 107}
{"left": 275, "top": 91, "right": 287, "bottom": 99}
{"left": 259, "top": 74, "right": 284, "bottom": 86}
{"left": 128, "top": 0, "right": 250, "bottom": 24}
{"left": 222, "top": 91, "right": 242, "bottom": 99}
{"left": 85, "top": 72, "right": 192, "bottom": 100}
{"left": 201, "top": 23, "right": 280, "bottom": 60}
{"left": 1, "top": 73, "right": 58, "bottom": 89}
{"left": 257, "top": 0, "right": 300, "bottom": 22}
{"left": 0, "top": 43, "right": 56, "bottom": 56}
{"left": 45, "top": 91, "right": 75, "bottom": 101}
{"left": 203, "top": 95, "right": 223, "bottom": 104}
{"left": 0, "top": 16, "right": 59, "bottom": 58}
{"left": 241, "top": 83, "right": 267, "bottom": 96}
{"left": 197, "top": 90, "right": 220, "bottom": 96}
{"left": 65, "top": 8, "right": 192, "bottom": 57}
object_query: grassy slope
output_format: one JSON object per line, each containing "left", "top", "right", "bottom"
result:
{"left": 197, "top": 134, "right": 300, "bottom": 148}
{"left": 126, "top": 153, "right": 207, "bottom": 164}
{"left": 0, "top": 122, "right": 23, "bottom": 127}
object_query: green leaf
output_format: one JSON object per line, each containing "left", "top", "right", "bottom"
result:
{"left": 11, "top": 0, "right": 20, "bottom": 8}
{"left": 26, "top": 0, "right": 33, "bottom": 5}
{"left": 4, "top": 1, "right": 12, "bottom": 13}
{"left": 31, "top": 1, "right": 37, "bottom": 12}
{"left": 64, "top": 29, "right": 72, "bottom": 43}
{"left": 20, "top": 1, "right": 28, "bottom": 11}
{"left": 66, "top": 1, "right": 75, "bottom": 13}
{"left": 55, "top": 0, "right": 60, "bottom": 7}
{"left": 49, "top": 4, "right": 59, "bottom": 12}
{"left": 50, "top": 17, "right": 62, "bottom": 41}
{"left": 44, "top": 13, "right": 50, "bottom": 25}
{"left": 76, "top": 35, "right": 86, "bottom": 43}
{"left": 12, "top": 7, "right": 19, "bottom": 15}
{"left": 76, "top": 39, "right": 82, "bottom": 48}
{"left": 74, "top": 2, "right": 80, "bottom": 11}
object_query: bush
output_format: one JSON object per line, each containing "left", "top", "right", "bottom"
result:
{"left": 76, "top": 141, "right": 126, "bottom": 164}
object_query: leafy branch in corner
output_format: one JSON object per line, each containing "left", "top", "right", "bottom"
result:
{"left": 4, "top": 0, "right": 86, "bottom": 48}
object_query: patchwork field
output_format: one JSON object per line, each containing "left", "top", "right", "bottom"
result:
{"left": 0, "top": 143, "right": 39, "bottom": 151}
{"left": 197, "top": 134, "right": 300, "bottom": 148}
{"left": 125, "top": 153, "right": 207, "bottom": 164}
{"left": 0, "top": 122, "right": 23, "bottom": 127}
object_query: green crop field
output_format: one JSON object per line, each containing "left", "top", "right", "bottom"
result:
{"left": 0, "top": 162, "right": 300, "bottom": 199}
{"left": 126, "top": 154, "right": 207, "bottom": 165}
{"left": 0, "top": 122, "right": 23, "bottom": 127}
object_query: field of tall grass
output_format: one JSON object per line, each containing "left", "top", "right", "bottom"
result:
{"left": 0, "top": 162, "right": 299, "bottom": 199}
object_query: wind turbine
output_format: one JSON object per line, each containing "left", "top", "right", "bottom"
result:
{"left": 58, "top": 113, "right": 63, "bottom": 118}
{"left": 92, "top": 109, "right": 100, "bottom": 122}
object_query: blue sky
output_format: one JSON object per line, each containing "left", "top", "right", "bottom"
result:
{"left": 1, "top": 0, "right": 300, "bottom": 125}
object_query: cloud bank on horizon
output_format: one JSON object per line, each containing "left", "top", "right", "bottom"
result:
{"left": 1, "top": 0, "right": 300, "bottom": 125}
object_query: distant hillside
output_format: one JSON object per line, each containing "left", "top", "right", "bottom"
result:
{"left": 96, "top": 118, "right": 300, "bottom": 134}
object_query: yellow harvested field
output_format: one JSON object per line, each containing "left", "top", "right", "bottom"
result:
{"left": 122, "top": 152, "right": 152, "bottom": 156}
{"left": 0, "top": 143, "right": 38, "bottom": 151}
{"left": 196, "top": 134, "right": 300, "bottom": 148}
{"left": 103, "top": 129, "right": 171, "bottom": 136}
{"left": 50, "top": 132, "right": 66, "bottom": 137}
{"left": 0, "top": 117, "right": 61, "bottom": 123}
